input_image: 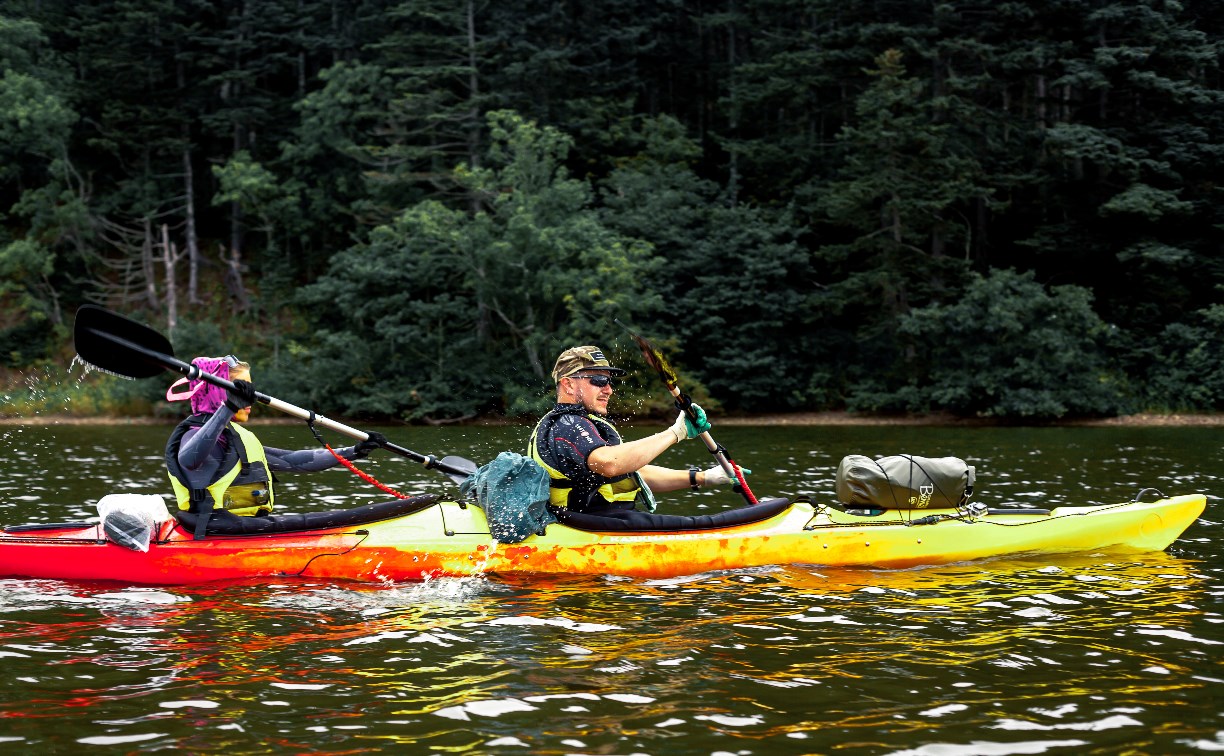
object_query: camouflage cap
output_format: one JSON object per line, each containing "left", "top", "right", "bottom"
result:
{"left": 551, "top": 345, "right": 626, "bottom": 382}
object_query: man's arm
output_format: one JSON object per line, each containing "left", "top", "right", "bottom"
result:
{"left": 586, "top": 429, "right": 678, "bottom": 478}
{"left": 637, "top": 463, "right": 692, "bottom": 493}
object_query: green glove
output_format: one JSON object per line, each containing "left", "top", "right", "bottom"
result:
{"left": 667, "top": 403, "right": 712, "bottom": 442}
{"left": 685, "top": 402, "right": 712, "bottom": 438}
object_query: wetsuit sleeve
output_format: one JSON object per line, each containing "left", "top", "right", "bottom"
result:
{"left": 177, "top": 407, "right": 237, "bottom": 471}
{"left": 265, "top": 446, "right": 344, "bottom": 473}
{"left": 548, "top": 414, "right": 613, "bottom": 480}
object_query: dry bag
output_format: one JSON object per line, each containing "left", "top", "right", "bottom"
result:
{"left": 835, "top": 454, "right": 975, "bottom": 510}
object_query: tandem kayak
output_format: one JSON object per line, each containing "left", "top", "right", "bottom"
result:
{"left": 0, "top": 492, "right": 1206, "bottom": 586}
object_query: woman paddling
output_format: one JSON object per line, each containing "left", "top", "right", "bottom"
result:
{"left": 164, "top": 355, "right": 385, "bottom": 537}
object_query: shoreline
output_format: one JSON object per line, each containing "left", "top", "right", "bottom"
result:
{"left": 2, "top": 411, "right": 1221, "bottom": 427}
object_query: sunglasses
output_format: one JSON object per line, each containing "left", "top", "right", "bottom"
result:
{"left": 570, "top": 373, "right": 617, "bottom": 388}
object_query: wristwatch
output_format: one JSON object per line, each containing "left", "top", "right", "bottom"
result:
{"left": 688, "top": 466, "right": 700, "bottom": 491}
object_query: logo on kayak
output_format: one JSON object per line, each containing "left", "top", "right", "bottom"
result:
{"left": 910, "top": 485, "right": 934, "bottom": 509}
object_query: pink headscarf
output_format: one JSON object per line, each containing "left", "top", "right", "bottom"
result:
{"left": 165, "top": 357, "right": 236, "bottom": 415}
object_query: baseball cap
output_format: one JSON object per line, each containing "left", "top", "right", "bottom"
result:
{"left": 551, "top": 345, "right": 626, "bottom": 382}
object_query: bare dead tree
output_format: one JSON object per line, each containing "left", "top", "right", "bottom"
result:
{"left": 92, "top": 214, "right": 189, "bottom": 331}
{"left": 160, "top": 223, "right": 186, "bottom": 331}
{"left": 182, "top": 146, "right": 202, "bottom": 305}
{"left": 92, "top": 215, "right": 157, "bottom": 310}
{"left": 217, "top": 243, "right": 250, "bottom": 311}
{"left": 140, "top": 218, "right": 159, "bottom": 310}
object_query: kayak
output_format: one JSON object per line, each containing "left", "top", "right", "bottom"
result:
{"left": 0, "top": 492, "right": 1205, "bottom": 585}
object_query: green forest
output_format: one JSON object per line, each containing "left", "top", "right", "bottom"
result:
{"left": 2, "top": 0, "right": 1222, "bottom": 423}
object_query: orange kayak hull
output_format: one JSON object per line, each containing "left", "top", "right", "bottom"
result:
{"left": 0, "top": 494, "right": 1205, "bottom": 585}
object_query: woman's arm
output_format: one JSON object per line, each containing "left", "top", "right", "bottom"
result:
{"left": 264, "top": 446, "right": 364, "bottom": 473}
{"left": 177, "top": 408, "right": 237, "bottom": 471}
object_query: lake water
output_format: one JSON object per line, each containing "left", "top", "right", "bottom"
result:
{"left": 0, "top": 420, "right": 1220, "bottom": 754}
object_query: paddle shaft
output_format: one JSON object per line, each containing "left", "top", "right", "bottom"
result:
{"left": 614, "top": 320, "right": 755, "bottom": 503}
{"left": 666, "top": 384, "right": 736, "bottom": 477}
{"left": 84, "top": 325, "right": 471, "bottom": 479}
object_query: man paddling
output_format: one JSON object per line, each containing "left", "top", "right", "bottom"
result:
{"left": 527, "top": 345, "right": 739, "bottom": 514}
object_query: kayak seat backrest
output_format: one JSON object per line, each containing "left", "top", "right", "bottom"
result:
{"left": 551, "top": 497, "right": 792, "bottom": 533}
{"left": 174, "top": 494, "right": 441, "bottom": 536}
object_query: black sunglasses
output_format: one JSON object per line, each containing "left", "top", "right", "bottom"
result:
{"left": 571, "top": 374, "right": 617, "bottom": 388}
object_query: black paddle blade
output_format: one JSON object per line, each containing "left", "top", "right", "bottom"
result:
{"left": 438, "top": 455, "right": 480, "bottom": 484}
{"left": 74, "top": 305, "right": 175, "bottom": 380}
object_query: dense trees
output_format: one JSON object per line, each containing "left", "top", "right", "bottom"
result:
{"left": 1, "top": 0, "right": 1221, "bottom": 421}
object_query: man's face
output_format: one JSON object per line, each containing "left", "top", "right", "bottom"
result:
{"left": 565, "top": 370, "right": 615, "bottom": 415}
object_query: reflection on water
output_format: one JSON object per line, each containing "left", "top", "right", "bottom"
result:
{"left": 0, "top": 422, "right": 1219, "bottom": 753}
{"left": 0, "top": 557, "right": 1218, "bottom": 753}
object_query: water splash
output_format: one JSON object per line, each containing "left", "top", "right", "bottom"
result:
{"left": 71, "top": 353, "right": 132, "bottom": 381}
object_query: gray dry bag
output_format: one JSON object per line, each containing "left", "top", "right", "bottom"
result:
{"left": 835, "top": 454, "right": 975, "bottom": 510}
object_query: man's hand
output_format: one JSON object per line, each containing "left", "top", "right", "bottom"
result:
{"left": 667, "top": 402, "right": 712, "bottom": 443}
{"left": 703, "top": 464, "right": 751, "bottom": 487}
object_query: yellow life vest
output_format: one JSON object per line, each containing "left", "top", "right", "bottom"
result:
{"left": 166, "top": 418, "right": 275, "bottom": 517}
{"left": 528, "top": 408, "right": 655, "bottom": 512}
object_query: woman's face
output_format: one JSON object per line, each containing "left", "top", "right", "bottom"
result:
{"left": 230, "top": 367, "right": 252, "bottom": 423}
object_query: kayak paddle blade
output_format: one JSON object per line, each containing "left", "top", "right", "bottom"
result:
{"left": 74, "top": 305, "right": 176, "bottom": 380}
{"left": 616, "top": 320, "right": 679, "bottom": 388}
{"left": 438, "top": 455, "right": 480, "bottom": 484}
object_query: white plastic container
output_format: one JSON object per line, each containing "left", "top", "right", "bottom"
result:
{"left": 96, "top": 493, "right": 173, "bottom": 552}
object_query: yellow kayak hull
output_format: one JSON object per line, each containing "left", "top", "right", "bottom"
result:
{"left": 356, "top": 493, "right": 1206, "bottom": 580}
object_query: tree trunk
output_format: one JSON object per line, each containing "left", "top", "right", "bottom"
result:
{"left": 228, "top": 121, "right": 250, "bottom": 310}
{"left": 466, "top": 0, "right": 483, "bottom": 214}
{"left": 221, "top": 241, "right": 249, "bottom": 310}
{"left": 467, "top": 0, "right": 480, "bottom": 170}
{"left": 725, "top": 0, "right": 739, "bottom": 208}
{"left": 142, "top": 218, "right": 159, "bottom": 309}
{"left": 1035, "top": 74, "right": 1046, "bottom": 128}
{"left": 182, "top": 145, "right": 201, "bottom": 305}
{"left": 162, "top": 223, "right": 179, "bottom": 331}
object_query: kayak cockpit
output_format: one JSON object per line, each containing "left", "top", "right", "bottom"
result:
{"left": 549, "top": 497, "right": 794, "bottom": 532}
{"left": 173, "top": 494, "right": 443, "bottom": 536}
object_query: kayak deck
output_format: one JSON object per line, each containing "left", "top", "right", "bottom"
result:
{"left": 0, "top": 493, "right": 1206, "bottom": 585}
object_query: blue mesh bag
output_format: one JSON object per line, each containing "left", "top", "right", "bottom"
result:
{"left": 459, "top": 451, "right": 557, "bottom": 543}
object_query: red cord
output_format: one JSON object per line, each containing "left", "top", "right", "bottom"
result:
{"left": 325, "top": 444, "right": 411, "bottom": 500}
{"left": 731, "top": 460, "right": 759, "bottom": 505}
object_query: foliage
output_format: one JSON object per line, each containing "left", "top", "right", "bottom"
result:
{"left": 296, "top": 112, "right": 656, "bottom": 421}
{"left": 1141, "top": 304, "right": 1224, "bottom": 411}
{"left": 600, "top": 115, "right": 817, "bottom": 411}
{"left": 881, "top": 269, "right": 1126, "bottom": 419}
{"left": 1, "top": 1, "right": 1221, "bottom": 420}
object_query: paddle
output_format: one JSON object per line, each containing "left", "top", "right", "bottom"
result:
{"left": 72, "top": 304, "right": 478, "bottom": 485}
{"left": 615, "top": 320, "right": 758, "bottom": 505}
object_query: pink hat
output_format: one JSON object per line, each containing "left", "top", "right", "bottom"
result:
{"left": 166, "top": 356, "right": 238, "bottom": 414}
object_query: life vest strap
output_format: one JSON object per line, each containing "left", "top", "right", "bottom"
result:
{"left": 192, "top": 498, "right": 212, "bottom": 540}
